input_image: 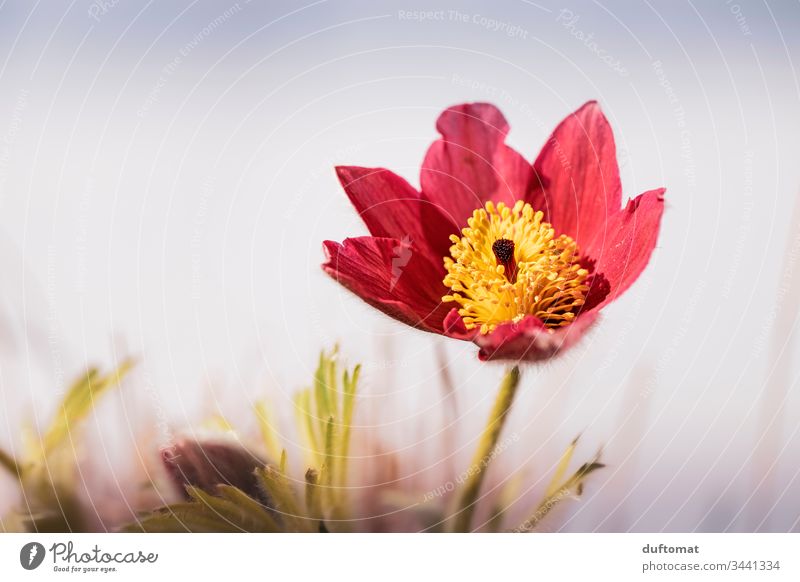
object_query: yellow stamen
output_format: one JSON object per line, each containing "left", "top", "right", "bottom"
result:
{"left": 443, "top": 201, "right": 589, "bottom": 334}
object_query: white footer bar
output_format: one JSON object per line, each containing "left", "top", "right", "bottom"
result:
{"left": 1, "top": 533, "right": 797, "bottom": 580}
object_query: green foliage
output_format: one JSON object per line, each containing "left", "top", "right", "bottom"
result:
{"left": 40, "top": 360, "right": 134, "bottom": 457}
{"left": 253, "top": 400, "right": 281, "bottom": 461}
{"left": 513, "top": 437, "right": 604, "bottom": 532}
{"left": 283, "top": 346, "right": 361, "bottom": 527}
{"left": 125, "top": 348, "right": 361, "bottom": 533}
{"left": 2, "top": 346, "right": 605, "bottom": 534}
{"left": 124, "top": 485, "right": 282, "bottom": 533}
{"left": 1, "top": 360, "right": 133, "bottom": 533}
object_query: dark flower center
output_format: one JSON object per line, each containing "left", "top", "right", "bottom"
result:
{"left": 491, "top": 238, "right": 514, "bottom": 262}
{"left": 492, "top": 238, "right": 517, "bottom": 283}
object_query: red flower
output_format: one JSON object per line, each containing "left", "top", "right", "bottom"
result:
{"left": 322, "top": 102, "right": 665, "bottom": 361}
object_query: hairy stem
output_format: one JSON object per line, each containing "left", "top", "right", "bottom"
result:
{"left": 452, "top": 365, "right": 521, "bottom": 532}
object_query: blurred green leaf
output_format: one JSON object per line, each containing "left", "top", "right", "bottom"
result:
{"left": 487, "top": 472, "right": 523, "bottom": 532}
{"left": 41, "top": 359, "right": 134, "bottom": 457}
{"left": 187, "top": 486, "right": 279, "bottom": 532}
{"left": 545, "top": 436, "right": 578, "bottom": 499}
{"left": 216, "top": 484, "right": 280, "bottom": 532}
{"left": 304, "top": 468, "right": 324, "bottom": 531}
{"left": 123, "top": 483, "right": 282, "bottom": 533}
{"left": 3, "top": 360, "right": 135, "bottom": 532}
{"left": 124, "top": 502, "right": 243, "bottom": 533}
{"left": 314, "top": 352, "right": 332, "bottom": 424}
{"left": 339, "top": 364, "right": 359, "bottom": 488}
{"left": 294, "top": 389, "right": 319, "bottom": 465}
{"left": 254, "top": 401, "right": 281, "bottom": 461}
{"left": 516, "top": 439, "right": 604, "bottom": 533}
{"left": 255, "top": 466, "right": 309, "bottom": 532}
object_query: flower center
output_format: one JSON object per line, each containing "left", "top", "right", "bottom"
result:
{"left": 442, "top": 201, "right": 589, "bottom": 334}
{"left": 491, "top": 238, "right": 517, "bottom": 283}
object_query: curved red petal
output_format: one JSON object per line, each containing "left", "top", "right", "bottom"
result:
{"left": 442, "top": 309, "right": 598, "bottom": 362}
{"left": 473, "top": 312, "right": 599, "bottom": 362}
{"left": 590, "top": 188, "right": 666, "bottom": 309}
{"left": 420, "top": 103, "right": 537, "bottom": 229}
{"left": 336, "top": 166, "right": 455, "bottom": 259}
{"left": 442, "top": 307, "right": 475, "bottom": 340}
{"left": 532, "top": 101, "right": 622, "bottom": 250}
{"left": 322, "top": 236, "right": 449, "bottom": 332}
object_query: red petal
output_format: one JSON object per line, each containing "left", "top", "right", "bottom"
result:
{"left": 442, "top": 307, "right": 475, "bottom": 340}
{"left": 443, "top": 308, "right": 598, "bottom": 362}
{"left": 590, "top": 188, "right": 666, "bottom": 308}
{"left": 472, "top": 312, "right": 599, "bottom": 362}
{"left": 532, "top": 101, "right": 622, "bottom": 250}
{"left": 420, "top": 103, "right": 537, "bottom": 228}
{"left": 322, "top": 236, "right": 449, "bottom": 332}
{"left": 336, "top": 166, "right": 455, "bottom": 259}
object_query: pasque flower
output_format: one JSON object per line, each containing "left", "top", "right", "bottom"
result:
{"left": 162, "top": 439, "right": 268, "bottom": 504}
{"left": 323, "top": 102, "right": 665, "bottom": 361}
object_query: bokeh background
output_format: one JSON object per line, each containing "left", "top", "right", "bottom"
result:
{"left": 0, "top": 0, "right": 799, "bottom": 531}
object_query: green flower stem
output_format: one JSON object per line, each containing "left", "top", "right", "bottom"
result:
{"left": 452, "top": 365, "right": 521, "bottom": 532}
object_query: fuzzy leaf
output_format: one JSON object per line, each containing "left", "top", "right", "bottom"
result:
{"left": 187, "top": 486, "right": 279, "bottom": 532}
{"left": 305, "top": 468, "right": 325, "bottom": 531}
{"left": 516, "top": 442, "right": 604, "bottom": 533}
{"left": 41, "top": 360, "right": 134, "bottom": 456}
{"left": 338, "top": 364, "right": 360, "bottom": 487}
{"left": 545, "top": 436, "right": 578, "bottom": 498}
{"left": 255, "top": 466, "right": 309, "bottom": 532}
{"left": 125, "top": 503, "right": 242, "bottom": 533}
{"left": 216, "top": 485, "right": 280, "bottom": 532}
{"left": 294, "top": 389, "right": 319, "bottom": 465}
{"left": 254, "top": 401, "right": 281, "bottom": 461}
{"left": 314, "top": 353, "right": 332, "bottom": 424}
{"left": 487, "top": 473, "right": 523, "bottom": 532}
